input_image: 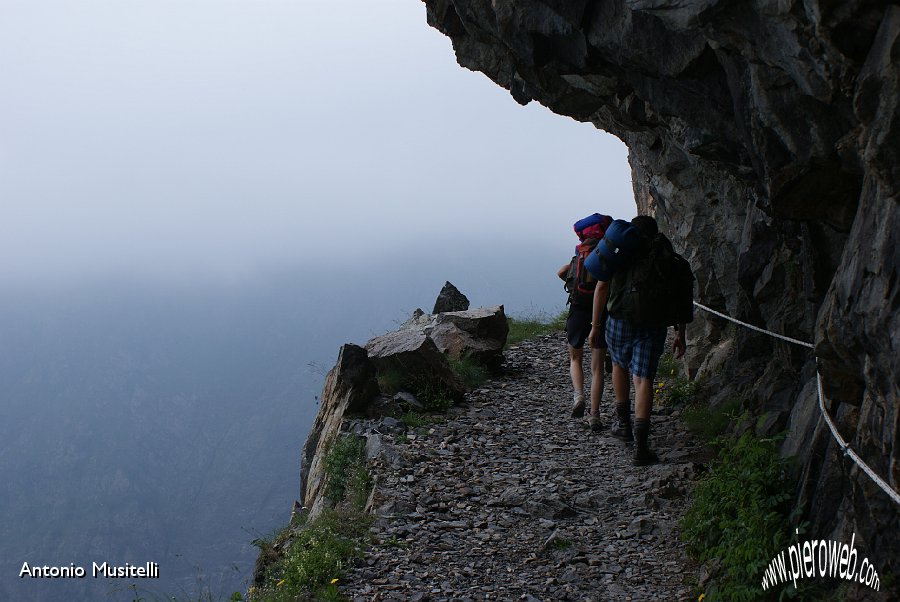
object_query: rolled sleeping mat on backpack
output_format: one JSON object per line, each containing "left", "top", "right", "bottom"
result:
{"left": 584, "top": 219, "right": 642, "bottom": 280}
{"left": 573, "top": 213, "right": 613, "bottom": 240}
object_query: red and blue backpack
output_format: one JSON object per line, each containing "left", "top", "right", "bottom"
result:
{"left": 564, "top": 214, "right": 613, "bottom": 307}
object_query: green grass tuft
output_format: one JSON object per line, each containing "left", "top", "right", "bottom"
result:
{"left": 381, "top": 535, "right": 408, "bottom": 549}
{"left": 657, "top": 352, "right": 678, "bottom": 378}
{"left": 415, "top": 381, "right": 454, "bottom": 412}
{"left": 376, "top": 369, "right": 405, "bottom": 395}
{"left": 682, "top": 397, "right": 741, "bottom": 441}
{"left": 250, "top": 509, "right": 372, "bottom": 602}
{"left": 399, "top": 411, "right": 427, "bottom": 429}
{"left": 659, "top": 375, "right": 698, "bottom": 406}
{"left": 656, "top": 375, "right": 739, "bottom": 441}
{"left": 449, "top": 355, "right": 489, "bottom": 388}
{"left": 506, "top": 309, "right": 567, "bottom": 346}
{"left": 323, "top": 435, "right": 368, "bottom": 506}
{"left": 681, "top": 432, "right": 800, "bottom": 601}
{"left": 248, "top": 432, "right": 374, "bottom": 602}
{"left": 375, "top": 366, "right": 455, "bottom": 412}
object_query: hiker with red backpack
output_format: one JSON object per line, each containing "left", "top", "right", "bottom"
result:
{"left": 584, "top": 215, "right": 694, "bottom": 466}
{"left": 557, "top": 213, "right": 614, "bottom": 433}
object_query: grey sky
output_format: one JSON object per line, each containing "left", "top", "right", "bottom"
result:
{"left": 0, "top": 1, "right": 635, "bottom": 284}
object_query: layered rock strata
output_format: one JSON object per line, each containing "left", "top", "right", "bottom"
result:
{"left": 423, "top": 0, "right": 899, "bottom": 579}
{"left": 298, "top": 344, "right": 380, "bottom": 517}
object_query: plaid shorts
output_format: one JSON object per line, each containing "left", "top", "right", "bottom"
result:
{"left": 605, "top": 316, "right": 667, "bottom": 379}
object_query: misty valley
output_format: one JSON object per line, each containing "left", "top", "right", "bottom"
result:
{"left": 0, "top": 245, "right": 563, "bottom": 601}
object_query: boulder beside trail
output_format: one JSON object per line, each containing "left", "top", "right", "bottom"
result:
{"left": 297, "top": 286, "right": 506, "bottom": 521}
{"left": 365, "top": 328, "right": 467, "bottom": 403}
{"left": 428, "top": 305, "right": 508, "bottom": 370}
{"left": 399, "top": 304, "right": 509, "bottom": 370}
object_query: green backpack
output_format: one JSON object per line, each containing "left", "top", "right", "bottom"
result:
{"left": 608, "top": 233, "right": 695, "bottom": 328}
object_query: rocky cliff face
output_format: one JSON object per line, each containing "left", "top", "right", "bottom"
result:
{"left": 423, "top": 0, "right": 898, "bottom": 571}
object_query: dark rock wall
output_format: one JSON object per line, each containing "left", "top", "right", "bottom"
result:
{"left": 423, "top": 0, "right": 899, "bottom": 571}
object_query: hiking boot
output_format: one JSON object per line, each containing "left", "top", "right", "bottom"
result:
{"left": 633, "top": 448, "right": 659, "bottom": 466}
{"left": 632, "top": 417, "right": 657, "bottom": 466}
{"left": 571, "top": 394, "right": 586, "bottom": 418}
{"left": 588, "top": 413, "right": 604, "bottom": 432}
{"left": 610, "top": 418, "right": 634, "bottom": 442}
{"left": 610, "top": 400, "right": 633, "bottom": 441}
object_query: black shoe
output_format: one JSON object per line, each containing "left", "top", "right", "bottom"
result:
{"left": 633, "top": 448, "right": 659, "bottom": 467}
{"left": 610, "top": 419, "right": 634, "bottom": 442}
{"left": 589, "top": 413, "right": 604, "bottom": 432}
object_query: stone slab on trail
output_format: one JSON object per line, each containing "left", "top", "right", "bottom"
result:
{"left": 339, "top": 332, "right": 703, "bottom": 600}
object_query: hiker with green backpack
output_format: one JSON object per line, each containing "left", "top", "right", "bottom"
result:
{"left": 557, "top": 213, "right": 614, "bottom": 433}
{"left": 584, "top": 215, "right": 694, "bottom": 466}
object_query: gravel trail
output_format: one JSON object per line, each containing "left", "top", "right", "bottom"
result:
{"left": 340, "top": 332, "right": 704, "bottom": 601}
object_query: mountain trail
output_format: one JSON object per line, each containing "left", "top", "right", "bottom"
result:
{"left": 339, "top": 331, "right": 706, "bottom": 601}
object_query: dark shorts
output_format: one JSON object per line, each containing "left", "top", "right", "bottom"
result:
{"left": 605, "top": 316, "right": 666, "bottom": 379}
{"left": 565, "top": 306, "right": 607, "bottom": 350}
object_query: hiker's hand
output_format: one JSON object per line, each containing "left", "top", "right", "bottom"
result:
{"left": 589, "top": 327, "right": 598, "bottom": 348}
{"left": 673, "top": 332, "right": 685, "bottom": 359}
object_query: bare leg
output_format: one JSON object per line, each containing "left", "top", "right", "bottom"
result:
{"left": 569, "top": 346, "right": 584, "bottom": 393}
{"left": 589, "top": 347, "right": 605, "bottom": 415}
{"left": 633, "top": 375, "right": 653, "bottom": 420}
{"left": 612, "top": 361, "right": 630, "bottom": 404}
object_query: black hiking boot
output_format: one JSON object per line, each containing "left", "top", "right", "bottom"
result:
{"left": 610, "top": 400, "right": 633, "bottom": 442}
{"left": 633, "top": 447, "right": 660, "bottom": 466}
{"left": 588, "top": 412, "right": 604, "bottom": 432}
{"left": 633, "top": 418, "right": 659, "bottom": 466}
{"left": 611, "top": 419, "right": 634, "bottom": 442}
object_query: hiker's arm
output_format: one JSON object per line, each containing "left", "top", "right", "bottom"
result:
{"left": 589, "top": 280, "right": 608, "bottom": 347}
{"left": 673, "top": 323, "right": 686, "bottom": 359}
{"left": 557, "top": 264, "right": 569, "bottom": 280}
